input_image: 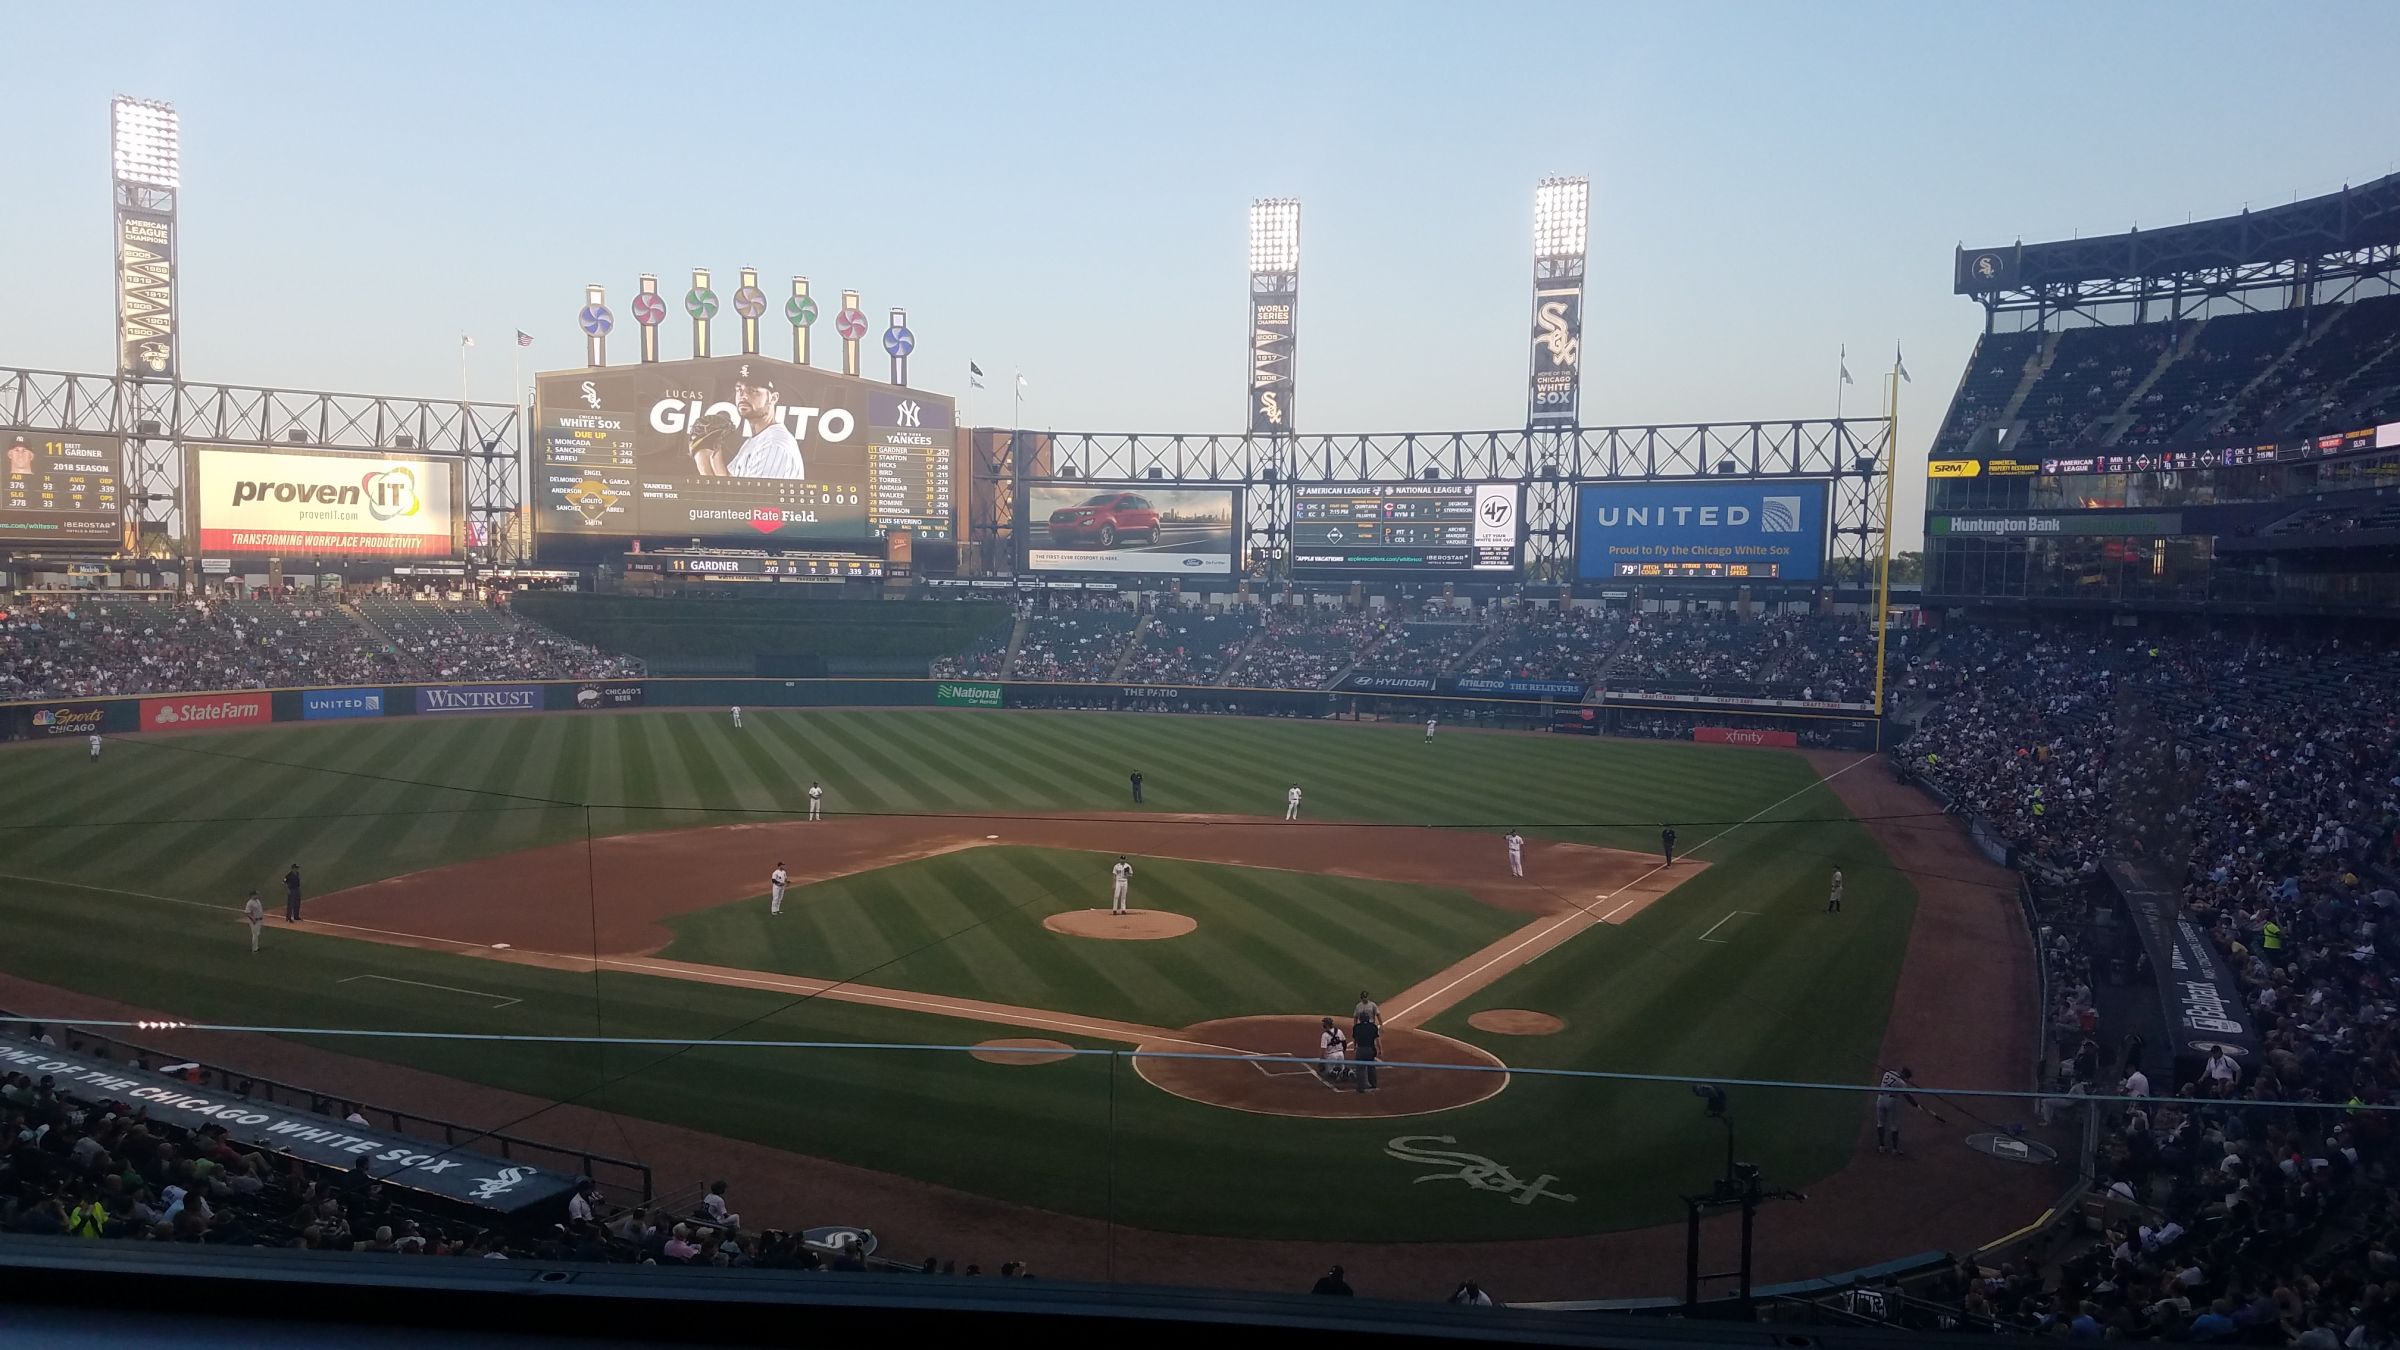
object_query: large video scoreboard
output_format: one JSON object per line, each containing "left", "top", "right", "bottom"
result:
{"left": 2, "top": 432, "right": 122, "bottom": 544}
{"left": 1289, "top": 482, "right": 1524, "bottom": 574}
{"left": 533, "top": 356, "right": 954, "bottom": 545}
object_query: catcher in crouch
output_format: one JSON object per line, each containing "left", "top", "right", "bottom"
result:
{"left": 687, "top": 373, "right": 805, "bottom": 479}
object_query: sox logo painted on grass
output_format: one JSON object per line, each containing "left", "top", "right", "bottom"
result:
{"left": 1383, "top": 1135, "right": 1576, "bottom": 1206}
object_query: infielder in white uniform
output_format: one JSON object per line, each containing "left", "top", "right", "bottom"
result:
{"left": 1284, "top": 784, "right": 1303, "bottom": 821}
{"left": 1506, "top": 830, "right": 1525, "bottom": 877}
{"left": 1826, "top": 867, "right": 1845, "bottom": 913}
{"left": 1109, "top": 857, "right": 1133, "bottom": 915}
{"left": 807, "top": 782, "right": 823, "bottom": 822}
{"left": 769, "top": 863, "right": 788, "bottom": 915}
{"left": 242, "top": 890, "right": 265, "bottom": 953}
{"left": 1424, "top": 715, "right": 1438, "bottom": 742}
{"left": 88, "top": 734, "right": 102, "bottom": 762}
{"left": 731, "top": 705, "right": 743, "bottom": 729}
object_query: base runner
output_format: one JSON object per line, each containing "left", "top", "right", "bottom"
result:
{"left": 1285, "top": 783, "right": 1303, "bottom": 821}
{"left": 1109, "top": 857, "right": 1133, "bottom": 914}
{"left": 807, "top": 782, "right": 823, "bottom": 822}
{"left": 769, "top": 862, "right": 788, "bottom": 916}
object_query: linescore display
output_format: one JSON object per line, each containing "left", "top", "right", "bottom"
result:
{"left": 1289, "top": 482, "right": 1522, "bottom": 574}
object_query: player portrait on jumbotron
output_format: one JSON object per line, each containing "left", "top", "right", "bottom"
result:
{"left": 685, "top": 368, "right": 804, "bottom": 480}
{"left": 5, "top": 436, "right": 32, "bottom": 478}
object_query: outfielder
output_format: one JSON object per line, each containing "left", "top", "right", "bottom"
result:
{"left": 242, "top": 890, "right": 264, "bottom": 953}
{"left": 731, "top": 705, "right": 743, "bottom": 729}
{"left": 807, "top": 782, "right": 823, "bottom": 822}
{"left": 769, "top": 862, "right": 788, "bottom": 916}
{"left": 88, "top": 733, "right": 101, "bottom": 763}
{"left": 1506, "top": 831, "right": 1525, "bottom": 878}
{"left": 1423, "top": 715, "right": 1438, "bottom": 743}
{"left": 1109, "top": 857, "right": 1133, "bottom": 915}
{"left": 1827, "top": 867, "right": 1845, "bottom": 913}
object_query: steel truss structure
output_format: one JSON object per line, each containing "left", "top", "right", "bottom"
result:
{"left": 1956, "top": 172, "right": 2400, "bottom": 330}
{"left": 972, "top": 417, "right": 1893, "bottom": 585}
{"left": 0, "top": 365, "right": 523, "bottom": 563}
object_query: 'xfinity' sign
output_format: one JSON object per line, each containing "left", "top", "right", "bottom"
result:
{"left": 1573, "top": 480, "right": 1829, "bottom": 581}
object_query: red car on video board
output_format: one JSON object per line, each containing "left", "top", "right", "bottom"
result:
{"left": 1045, "top": 491, "right": 1160, "bottom": 548}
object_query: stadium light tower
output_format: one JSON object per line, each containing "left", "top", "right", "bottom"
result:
{"left": 112, "top": 95, "right": 183, "bottom": 551}
{"left": 1528, "top": 176, "right": 1588, "bottom": 431}
{"left": 1247, "top": 198, "right": 1300, "bottom": 437}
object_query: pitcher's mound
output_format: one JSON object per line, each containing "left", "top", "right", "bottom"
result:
{"left": 1044, "top": 909, "right": 1196, "bottom": 940}
{"left": 1133, "top": 1015, "right": 1507, "bottom": 1118}
{"left": 1468, "top": 1009, "right": 1566, "bottom": 1036}
{"left": 970, "top": 1038, "right": 1076, "bottom": 1066}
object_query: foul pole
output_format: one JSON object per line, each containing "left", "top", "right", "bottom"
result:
{"left": 1870, "top": 357, "right": 1902, "bottom": 747}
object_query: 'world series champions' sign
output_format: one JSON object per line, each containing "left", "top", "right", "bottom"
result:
{"left": 1249, "top": 275, "right": 1297, "bottom": 436}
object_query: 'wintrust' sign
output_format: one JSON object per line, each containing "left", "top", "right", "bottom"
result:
{"left": 414, "top": 684, "right": 541, "bottom": 714}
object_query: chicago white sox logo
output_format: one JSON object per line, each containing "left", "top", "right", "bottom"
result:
{"left": 1384, "top": 1135, "right": 1576, "bottom": 1206}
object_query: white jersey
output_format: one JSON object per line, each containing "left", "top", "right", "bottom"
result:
{"left": 1111, "top": 861, "right": 1133, "bottom": 885}
{"left": 88, "top": 735, "right": 102, "bottom": 755}
{"left": 242, "top": 896, "right": 263, "bottom": 924}
{"left": 727, "top": 421, "right": 804, "bottom": 479}
{"left": 1287, "top": 787, "right": 1302, "bottom": 805}
{"left": 770, "top": 868, "right": 788, "bottom": 891}
{"left": 1507, "top": 834, "right": 1524, "bottom": 856}
{"left": 1425, "top": 718, "right": 1438, "bottom": 734}
{"left": 808, "top": 786, "right": 822, "bottom": 802}
{"left": 1877, "top": 1068, "right": 1909, "bottom": 1106}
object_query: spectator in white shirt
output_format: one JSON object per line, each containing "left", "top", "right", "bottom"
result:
{"left": 700, "top": 1179, "right": 740, "bottom": 1231}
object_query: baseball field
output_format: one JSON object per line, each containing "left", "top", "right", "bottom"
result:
{"left": 0, "top": 706, "right": 2042, "bottom": 1287}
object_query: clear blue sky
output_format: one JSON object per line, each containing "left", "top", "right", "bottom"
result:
{"left": 7, "top": 0, "right": 2396, "bottom": 547}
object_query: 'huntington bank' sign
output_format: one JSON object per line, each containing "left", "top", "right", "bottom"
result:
{"left": 1929, "top": 512, "right": 2183, "bottom": 537}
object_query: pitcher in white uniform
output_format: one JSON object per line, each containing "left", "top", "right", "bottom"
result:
{"left": 1109, "top": 857, "right": 1133, "bottom": 914}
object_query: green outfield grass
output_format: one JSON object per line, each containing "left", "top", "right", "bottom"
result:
{"left": 0, "top": 710, "right": 1912, "bottom": 1240}
{"left": 656, "top": 846, "right": 1524, "bottom": 1029}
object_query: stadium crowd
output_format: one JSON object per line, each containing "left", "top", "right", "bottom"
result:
{"left": 1899, "top": 622, "right": 2400, "bottom": 1341}
{"left": 0, "top": 594, "right": 640, "bottom": 701}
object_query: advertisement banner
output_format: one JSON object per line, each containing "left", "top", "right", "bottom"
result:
{"left": 2107, "top": 861, "right": 2260, "bottom": 1063}
{"left": 572, "top": 683, "right": 645, "bottom": 710}
{"left": 0, "top": 1035, "right": 579, "bottom": 1216}
{"left": 934, "top": 681, "right": 1002, "bottom": 708}
{"left": 1551, "top": 707, "right": 1601, "bottom": 735}
{"left": 2, "top": 432, "right": 123, "bottom": 543}
{"left": 27, "top": 701, "right": 109, "bottom": 738}
{"left": 141, "top": 691, "right": 271, "bottom": 732}
{"left": 1693, "top": 725, "right": 1799, "bottom": 748}
{"left": 194, "top": 448, "right": 459, "bottom": 557}
{"left": 532, "top": 356, "right": 955, "bottom": 543}
{"left": 303, "top": 688, "right": 386, "bottom": 720}
{"left": 1528, "top": 285, "right": 1582, "bottom": 429}
{"left": 1574, "top": 480, "right": 1830, "bottom": 582}
{"left": 116, "top": 208, "right": 176, "bottom": 378}
{"left": 1928, "top": 511, "right": 2184, "bottom": 537}
{"left": 1455, "top": 677, "right": 1587, "bottom": 699}
{"left": 1248, "top": 276, "right": 1298, "bottom": 436}
{"left": 1023, "top": 484, "right": 1237, "bottom": 576}
{"left": 415, "top": 684, "right": 542, "bottom": 714}
{"left": 1342, "top": 673, "right": 1439, "bottom": 694}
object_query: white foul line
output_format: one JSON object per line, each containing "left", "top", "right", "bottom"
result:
{"left": 336, "top": 974, "right": 522, "bottom": 1009}
{"left": 1697, "top": 911, "right": 1757, "bottom": 944}
{"left": 1386, "top": 753, "right": 1874, "bottom": 1024}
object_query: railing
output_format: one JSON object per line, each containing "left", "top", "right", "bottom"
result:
{"left": 25, "top": 1015, "right": 651, "bottom": 1202}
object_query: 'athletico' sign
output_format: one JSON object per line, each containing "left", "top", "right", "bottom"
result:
{"left": 415, "top": 684, "right": 542, "bottom": 714}
{"left": 0, "top": 1034, "right": 579, "bottom": 1216}
{"left": 141, "top": 692, "right": 271, "bottom": 732}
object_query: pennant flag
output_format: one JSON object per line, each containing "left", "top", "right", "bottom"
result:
{"left": 1839, "top": 344, "right": 1853, "bottom": 386}
{"left": 515, "top": 330, "right": 534, "bottom": 348}
{"left": 1016, "top": 372, "right": 1029, "bottom": 389}
{"left": 460, "top": 334, "right": 475, "bottom": 350}
{"left": 1895, "top": 342, "right": 1912, "bottom": 383}
{"left": 969, "top": 361, "right": 986, "bottom": 389}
